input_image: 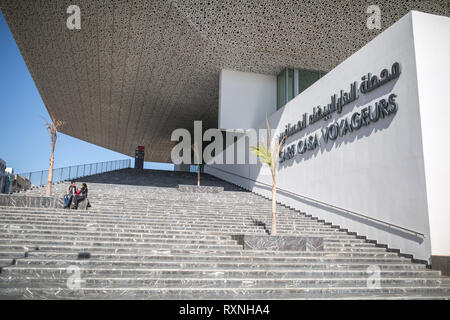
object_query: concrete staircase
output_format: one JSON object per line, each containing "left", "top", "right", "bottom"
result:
{"left": 0, "top": 169, "right": 449, "bottom": 299}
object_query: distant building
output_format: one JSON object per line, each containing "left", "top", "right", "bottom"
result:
{"left": 11, "top": 174, "right": 31, "bottom": 192}
{"left": 0, "top": 158, "right": 6, "bottom": 173}
{"left": 0, "top": 158, "right": 12, "bottom": 194}
{"left": 0, "top": 159, "right": 31, "bottom": 193}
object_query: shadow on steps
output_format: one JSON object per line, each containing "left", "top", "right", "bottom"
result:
{"left": 74, "top": 168, "right": 247, "bottom": 192}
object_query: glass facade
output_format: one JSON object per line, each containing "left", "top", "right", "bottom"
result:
{"left": 277, "top": 69, "right": 286, "bottom": 110}
{"left": 298, "top": 69, "right": 320, "bottom": 95}
{"left": 287, "top": 68, "right": 295, "bottom": 102}
{"left": 277, "top": 67, "right": 326, "bottom": 110}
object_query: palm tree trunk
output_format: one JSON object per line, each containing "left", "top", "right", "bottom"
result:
{"left": 46, "top": 128, "right": 56, "bottom": 197}
{"left": 271, "top": 174, "right": 277, "bottom": 236}
{"left": 197, "top": 165, "right": 200, "bottom": 186}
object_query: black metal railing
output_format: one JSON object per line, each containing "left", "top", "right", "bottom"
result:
{"left": 206, "top": 165, "right": 425, "bottom": 238}
{"left": 17, "top": 159, "right": 132, "bottom": 189}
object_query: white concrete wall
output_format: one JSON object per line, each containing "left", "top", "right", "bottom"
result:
{"left": 412, "top": 12, "right": 450, "bottom": 256}
{"left": 206, "top": 11, "right": 450, "bottom": 262}
{"left": 218, "top": 69, "right": 276, "bottom": 130}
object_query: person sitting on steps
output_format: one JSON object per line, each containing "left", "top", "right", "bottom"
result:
{"left": 72, "top": 183, "right": 89, "bottom": 209}
{"left": 64, "top": 181, "right": 77, "bottom": 209}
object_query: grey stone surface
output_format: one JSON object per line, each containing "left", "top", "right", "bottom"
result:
{"left": 0, "top": 1, "right": 448, "bottom": 162}
{"left": 233, "top": 234, "right": 323, "bottom": 251}
{"left": 432, "top": 256, "right": 450, "bottom": 277}
{"left": 76, "top": 198, "right": 91, "bottom": 210}
{"left": 178, "top": 185, "right": 224, "bottom": 193}
{"left": 0, "top": 169, "right": 448, "bottom": 299}
{"left": 0, "top": 194, "right": 64, "bottom": 209}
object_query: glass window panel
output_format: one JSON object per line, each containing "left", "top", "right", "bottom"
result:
{"left": 277, "top": 69, "right": 286, "bottom": 109}
{"left": 287, "top": 68, "right": 294, "bottom": 102}
{"left": 298, "top": 69, "right": 320, "bottom": 94}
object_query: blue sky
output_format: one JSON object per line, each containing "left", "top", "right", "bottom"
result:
{"left": 0, "top": 11, "right": 172, "bottom": 174}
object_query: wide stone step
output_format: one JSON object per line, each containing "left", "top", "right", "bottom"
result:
{"left": 0, "top": 245, "right": 394, "bottom": 257}
{"left": 92, "top": 203, "right": 296, "bottom": 209}
{"left": 0, "top": 239, "right": 242, "bottom": 250}
{"left": 1, "top": 229, "right": 367, "bottom": 244}
{"left": 1, "top": 207, "right": 312, "bottom": 225}
{"left": 0, "top": 251, "right": 26, "bottom": 258}
{"left": 10, "top": 258, "right": 426, "bottom": 271}
{"left": 85, "top": 197, "right": 296, "bottom": 204}
{"left": 2, "top": 210, "right": 304, "bottom": 222}
{"left": 0, "top": 219, "right": 323, "bottom": 232}
{"left": 1, "top": 223, "right": 268, "bottom": 236}
{"left": 0, "top": 258, "right": 13, "bottom": 266}
{"left": 322, "top": 242, "right": 377, "bottom": 248}
{"left": 317, "top": 247, "right": 386, "bottom": 252}
{"left": 21, "top": 251, "right": 411, "bottom": 264}
{"left": 0, "top": 215, "right": 327, "bottom": 229}
{"left": 1, "top": 266, "right": 441, "bottom": 278}
{"left": 0, "top": 230, "right": 366, "bottom": 244}
{"left": 22, "top": 193, "right": 262, "bottom": 200}
{"left": 0, "top": 230, "right": 233, "bottom": 241}
{"left": 3, "top": 194, "right": 279, "bottom": 201}
{"left": 0, "top": 234, "right": 236, "bottom": 245}
{"left": 0, "top": 226, "right": 342, "bottom": 239}
{"left": 0, "top": 229, "right": 359, "bottom": 243}
{"left": 0, "top": 213, "right": 312, "bottom": 228}
{"left": 34, "top": 200, "right": 280, "bottom": 207}
{"left": 0, "top": 202, "right": 296, "bottom": 210}
{"left": 0, "top": 215, "right": 328, "bottom": 229}
{"left": 0, "top": 221, "right": 270, "bottom": 233}
{"left": 0, "top": 230, "right": 362, "bottom": 247}
{"left": 0, "top": 225, "right": 341, "bottom": 238}
{"left": 0, "top": 241, "right": 382, "bottom": 254}
{"left": 1, "top": 277, "right": 446, "bottom": 289}
{"left": 1, "top": 223, "right": 348, "bottom": 238}
{"left": 1, "top": 286, "right": 449, "bottom": 300}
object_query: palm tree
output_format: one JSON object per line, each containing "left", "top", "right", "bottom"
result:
{"left": 250, "top": 115, "right": 286, "bottom": 235}
{"left": 191, "top": 144, "right": 201, "bottom": 186}
{"left": 43, "top": 116, "right": 65, "bottom": 197}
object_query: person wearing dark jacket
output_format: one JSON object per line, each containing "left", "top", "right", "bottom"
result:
{"left": 72, "top": 183, "right": 88, "bottom": 209}
{"left": 64, "top": 181, "right": 77, "bottom": 209}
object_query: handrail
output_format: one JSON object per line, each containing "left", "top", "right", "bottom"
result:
{"left": 206, "top": 165, "right": 425, "bottom": 238}
{"left": 15, "top": 159, "right": 132, "bottom": 190}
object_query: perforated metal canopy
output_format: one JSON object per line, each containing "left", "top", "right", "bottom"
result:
{"left": 1, "top": 0, "right": 448, "bottom": 162}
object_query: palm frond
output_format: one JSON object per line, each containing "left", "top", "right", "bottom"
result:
{"left": 54, "top": 120, "right": 65, "bottom": 129}
{"left": 250, "top": 114, "right": 288, "bottom": 177}
{"left": 250, "top": 144, "right": 272, "bottom": 166}
{"left": 191, "top": 143, "right": 201, "bottom": 164}
{"left": 266, "top": 113, "right": 271, "bottom": 144}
